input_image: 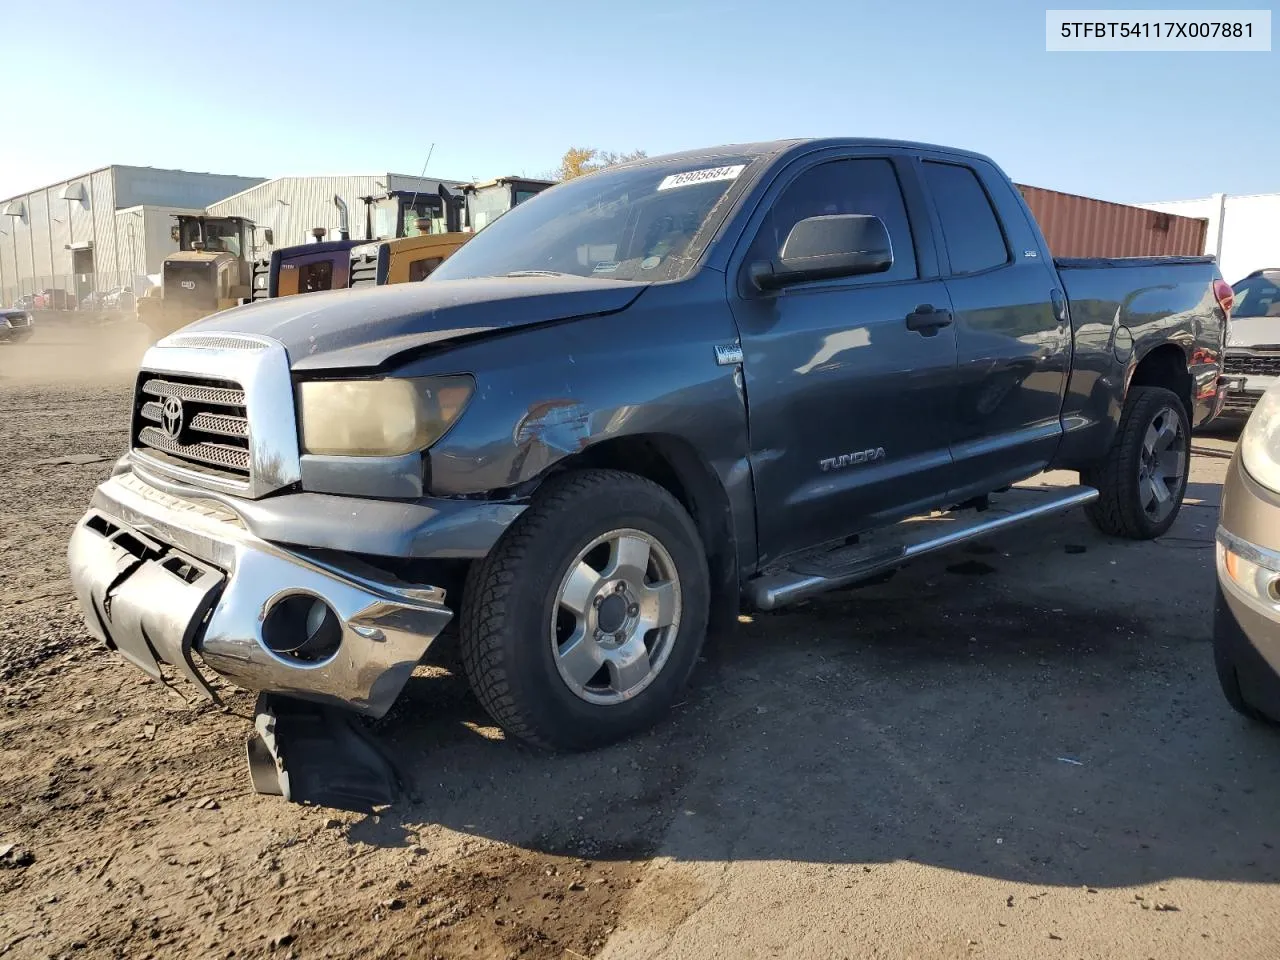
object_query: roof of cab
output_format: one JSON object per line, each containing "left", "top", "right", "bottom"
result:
{"left": 621, "top": 138, "right": 997, "bottom": 168}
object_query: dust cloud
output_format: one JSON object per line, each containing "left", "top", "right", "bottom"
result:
{"left": 0, "top": 318, "right": 153, "bottom": 387}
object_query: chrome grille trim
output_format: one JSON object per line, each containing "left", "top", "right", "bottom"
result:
{"left": 138, "top": 427, "right": 252, "bottom": 471}
{"left": 1224, "top": 354, "right": 1280, "bottom": 378}
{"left": 129, "top": 335, "right": 300, "bottom": 500}
{"left": 165, "top": 334, "right": 269, "bottom": 352}
{"left": 189, "top": 411, "right": 250, "bottom": 438}
{"left": 135, "top": 377, "right": 251, "bottom": 480}
{"left": 141, "top": 378, "right": 246, "bottom": 407}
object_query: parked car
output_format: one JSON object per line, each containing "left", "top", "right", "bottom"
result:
{"left": 67, "top": 138, "right": 1230, "bottom": 774}
{"left": 1217, "top": 268, "right": 1280, "bottom": 418}
{"left": 103, "top": 286, "right": 135, "bottom": 310}
{"left": 1215, "top": 380, "right": 1280, "bottom": 724}
{"left": 33, "top": 288, "right": 75, "bottom": 310}
{"left": 0, "top": 308, "right": 34, "bottom": 343}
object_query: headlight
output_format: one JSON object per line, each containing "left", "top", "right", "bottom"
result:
{"left": 350, "top": 242, "right": 381, "bottom": 260}
{"left": 297, "top": 376, "right": 474, "bottom": 456}
{"left": 1241, "top": 385, "right": 1280, "bottom": 492}
{"left": 253, "top": 273, "right": 268, "bottom": 289}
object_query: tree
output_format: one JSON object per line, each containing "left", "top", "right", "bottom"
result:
{"left": 555, "top": 147, "right": 648, "bottom": 181}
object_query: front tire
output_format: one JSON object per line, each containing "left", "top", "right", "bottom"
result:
{"left": 1213, "top": 634, "right": 1267, "bottom": 723}
{"left": 459, "top": 469, "right": 710, "bottom": 750}
{"left": 1083, "top": 385, "right": 1191, "bottom": 540}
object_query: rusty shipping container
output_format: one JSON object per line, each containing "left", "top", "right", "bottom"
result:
{"left": 1016, "top": 185, "right": 1207, "bottom": 259}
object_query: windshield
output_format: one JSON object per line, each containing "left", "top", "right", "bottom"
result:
{"left": 468, "top": 185, "right": 515, "bottom": 232}
{"left": 180, "top": 219, "right": 243, "bottom": 257}
{"left": 432, "top": 156, "right": 757, "bottom": 283}
{"left": 402, "top": 197, "right": 445, "bottom": 237}
{"left": 1232, "top": 273, "right": 1280, "bottom": 319}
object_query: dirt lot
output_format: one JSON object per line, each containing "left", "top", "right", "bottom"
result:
{"left": 2, "top": 324, "right": 1279, "bottom": 960}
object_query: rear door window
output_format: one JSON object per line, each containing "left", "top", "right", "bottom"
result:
{"left": 748, "top": 158, "right": 918, "bottom": 284}
{"left": 922, "top": 161, "right": 1010, "bottom": 275}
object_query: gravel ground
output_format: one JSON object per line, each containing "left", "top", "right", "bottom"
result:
{"left": 1, "top": 325, "right": 1278, "bottom": 960}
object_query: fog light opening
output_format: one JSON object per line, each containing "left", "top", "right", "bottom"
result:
{"left": 262, "top": 594, "right": 342, "bottom": 663}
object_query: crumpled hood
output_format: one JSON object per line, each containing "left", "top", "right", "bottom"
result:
{"left": 1227, "top": 315, "right": 1280, "bottom": 350}
{"left": 185, "top": 276, "right": 648, "bottom": 371}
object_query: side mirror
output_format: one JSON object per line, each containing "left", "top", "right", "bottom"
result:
{"left": 750, "top": 214, "right": 893, "bottom": 291}
{"left": 263, "top": 228, "right": 274, "bottom": 245}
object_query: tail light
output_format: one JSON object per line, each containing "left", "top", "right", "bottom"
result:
{"left": 1214, "top": 278, "right": 1234, "bottom": 318}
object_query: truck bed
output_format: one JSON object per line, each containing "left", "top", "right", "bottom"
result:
{"left": 1055, "top": 255, "right": 1216, "bottom": 270}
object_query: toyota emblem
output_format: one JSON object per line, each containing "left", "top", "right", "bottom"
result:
{"left": 160, "top": 396, "right": 184, "bottom": 440}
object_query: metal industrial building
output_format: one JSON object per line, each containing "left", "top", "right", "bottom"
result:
{"left": 205, "top": 173, "right": 468, "bottom": 257}
{"left": 1141, "top": 192, "right": 1280, "bottom": 284}
{"left": 0, "top": 165, "right": 264, "bottom": 307}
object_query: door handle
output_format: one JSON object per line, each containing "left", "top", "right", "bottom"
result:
{"left": 905, "top": 305, "right": 953, "bottom": 333}
{"left": 1050, "top": 289, "right": 1069, "bottom": 324}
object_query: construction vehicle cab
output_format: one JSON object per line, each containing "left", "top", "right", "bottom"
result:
{"left": 348, "top": 177, "right": 554, "bottom": 288}
{"left": 138, "top": 215, "right": 254, "bottom": 339}
{"left": 250, "top": 197, "right": 362, "bottom": 302}
{"left": 464, "top": 176, "right": 554, "bottom": 231}
{"left": 348, "top": 184, "right": 467, "bottom": 287}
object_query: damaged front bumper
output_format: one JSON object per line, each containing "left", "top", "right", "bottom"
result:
{"left": 67, "top": 470, "right": 455, "bottom": 717}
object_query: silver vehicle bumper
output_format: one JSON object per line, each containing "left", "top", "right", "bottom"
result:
{"left": 67, "top": 472, "right": 453, "bottom": 717}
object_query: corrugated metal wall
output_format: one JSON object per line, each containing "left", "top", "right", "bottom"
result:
{"left": 1018, "top": 185, "right": 1207, "bottom": 259}
{"left": 206, "top": 176, "right": 387, "bottom": 252}
{"left": 90, "top": 168, "right": 119, "bottom": 279}
{"left": 112, "top": 166, "right": 262, "bottom": 210}
{"left": 0, "top": 166, "right": 262, "bottom": 305}
{"left": 206, "top": 174, "right": 469, "bottom": 254}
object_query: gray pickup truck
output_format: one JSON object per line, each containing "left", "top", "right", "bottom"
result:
{"left": 1219, "top": 268, "right": 1280, "bottom": 417}
{"left": 68, "top": 138, "right": 1232, "bottom": 768}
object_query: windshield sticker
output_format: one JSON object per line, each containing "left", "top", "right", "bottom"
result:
{"left": 657, "top": 164, "right": 746, "bottom": 192}
{"left": 593, "top": 260, "right": 619, "bottom": 274}
{"left": 640, "top": 255, "right": 662, "bottom": 270}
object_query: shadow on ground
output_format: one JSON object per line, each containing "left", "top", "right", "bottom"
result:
{"left": 345, "top": 485, "right": 1280, "bottom": 892}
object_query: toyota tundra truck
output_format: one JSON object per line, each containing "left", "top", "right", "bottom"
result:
{"left": 67, "top": 138, "right": 1232, "bottom": 760}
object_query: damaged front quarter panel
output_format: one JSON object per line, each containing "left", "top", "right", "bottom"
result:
{"left": 390, "top": 275, "right": 757, "bottom": 558}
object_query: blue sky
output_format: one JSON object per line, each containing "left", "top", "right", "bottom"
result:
{"left": 0, "top": 0, "right": 1274, "bottom": 204}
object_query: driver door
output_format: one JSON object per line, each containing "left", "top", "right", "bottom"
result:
{"left": 728, "top": 153, "right": 960, "bottom": 565}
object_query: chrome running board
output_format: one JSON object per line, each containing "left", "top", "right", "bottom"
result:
{"left": 746, "top": 484, "right": 1099, "bottom": 611}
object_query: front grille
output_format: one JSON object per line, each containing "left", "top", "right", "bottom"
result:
{"left": 1224, "top": 354, "right": 1280, "bottom": 378}
{"left": 1223, "top": 393, "right": 1261, "bottom": 413}
{"left": 349, "top": 257, "right": 379, "bottom": 287}
{"left": 349, "top": 245, "right": 386, "bottom": 288}
{"left": 251, "top": 259, "right": 271, "bottom": 301}
{"left": 132, "top": 374, "right": 251, "bottom": 482}
{"left": 165, "top": 263, "right": 217, "bottom": 308}
{"left": 3, "top": 313, "right": 31, "bottom": 327}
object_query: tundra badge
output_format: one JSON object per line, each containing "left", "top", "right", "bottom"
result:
{"left": 820, "top": 447, "right": 886, "bottom": 471}
{"left": 714, "top": 343, "right": 744, "bottom": 366}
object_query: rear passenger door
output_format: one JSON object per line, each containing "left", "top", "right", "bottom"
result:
{"left": 729, "top": 151, "right": 959, "bottom": 564}
{"left": 916, "top": 154, "right": 1070, "bottom": 498}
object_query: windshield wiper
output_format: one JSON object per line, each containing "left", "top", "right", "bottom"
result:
{"left": 504, "top": 269, "right": 572, "bottom": 278}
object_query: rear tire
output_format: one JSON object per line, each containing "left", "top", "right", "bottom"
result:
{"left": 459, "top": 469, "right": 709, "bottom": 750}
{"left": 1083, "top": 385, "right": 1190, "bottom": 540}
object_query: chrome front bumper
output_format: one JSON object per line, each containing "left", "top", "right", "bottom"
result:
{"left": 67, "top": 472, "right": 453, "bottom": 717}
